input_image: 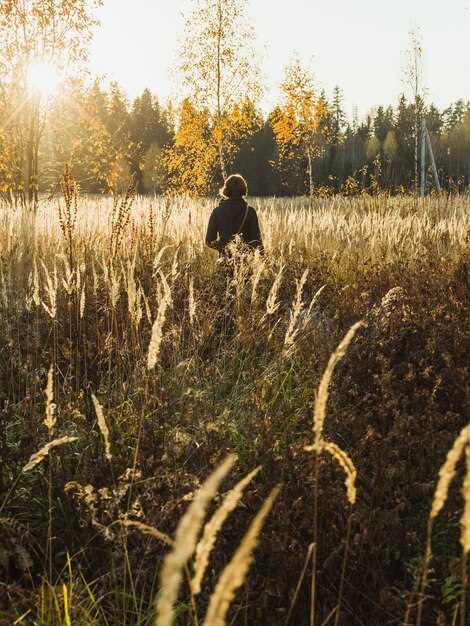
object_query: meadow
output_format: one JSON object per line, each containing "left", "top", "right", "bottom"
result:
{"left": 1, "top": 190, "right": 470, "bottom": 625}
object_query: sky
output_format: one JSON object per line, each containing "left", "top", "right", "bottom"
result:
{"left": 89, "top": 0, "right": 470, "bottom": 119}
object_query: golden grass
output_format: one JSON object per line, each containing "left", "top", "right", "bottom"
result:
{"left": 155, "top": 455, "right": 236, "bottom": 626}
{"left": 431, "top": 423, "right": 470, "bottom": 520}
{"left": 2, "top": 192, "right": 470, "bottom": 625}
{"left": 119, "top": 520, "right": 174, "bottom": 547}
{"left": 410, "top": 422, "right": 470, "bottom": 626}
{"left": 322, "top": 442, "right": 357, "bottom": 506}
{"left": 91, "top": 393, "right": 112, "bottom": 463}
{"left": 461, "top": 445, "right": 470, "bottom": 554}
{"left": 312, "top": 320, "right": 365, "bottom": 450}
{"left": 147, "top": 273, "right": 172, "bottom": 371}
{"left": 43, "top": 365, "right": 56, "bottom": 436}
{"left": 191, "top": 466, "right": 262, "bottom": 595}
{"left": 22, "top": 436, "right": 78, "bottom": 473}
{"left": 202, "top": 487, "right": 280, "bottom": 626}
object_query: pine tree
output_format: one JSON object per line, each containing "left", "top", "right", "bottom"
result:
{"left": 331, "top": 86, "right": 346, "bottom": 145}
{"left": 374, "top": 106, "right": 394, "bottom": 144}
{"left": 395, "top": 95, "right": 415, "bottom": 188}
{"left": 129, "top": 89, "right": 173, "bottom": 192}
{"left": 108, "top": 82, "right": 130, "bottom": 151}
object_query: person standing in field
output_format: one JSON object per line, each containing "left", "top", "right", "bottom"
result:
{"left": 205, "top": 174, "right": 263, "bottom": 255}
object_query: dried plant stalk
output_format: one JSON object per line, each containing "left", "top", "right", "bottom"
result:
{"left": 31, "top": 256, "right": 40, "bottom": 306}
{"left": 413, "top": 422, "right": 470, "bottom": 626}
{"left": 461, "top": 445, "right": 470, "bottom": 626}
{"left": 313, "top": 321, "right": 365, "bottom": 449}
{"left": 120, "top": 520, "right": 174, "bottom": 547}
{"left": 192, "top": 466, "right": 261, "bottom": 595}
{"left": 41, "top": 260, "right": 58, "bottom": 319}
{"left": 322, "top": 442, "right": 357, "bottom": 505}
{"left": 148, "top": 274, "right": 172, "bottom": 370}
{"left": 91, "top": 393, "right": 112, "bottom": 463}
{"left": 250, "top": 250, "right": 264, "bottom": 305}
{"left": 265, "top": 265, "right": 284, "bottom": 315}
{"left": 461, "top": 445, "right": 470, "bottom": 553}
{"left": 147, "top": 298, "right": 169, "bottom": 370}
{"left": 305, "top": 284, "right": 327, "bottom": 319}
{"left": 43, "top": 365, "right": 56, "bottom": 435}
{"left": 79, "top": 286, "right": 86, "bottom": 319}
{"left": 284, "top": 268, "right": 309, "bottom": 347}
{"left": 431, "top": 422, "right": 470, "bottom": 519}
{"left": 22, "top": 436, "right": 78, "bottom": 473}
{"left": 188, "top": 276, "right": 196, "bottom": 326}
{"left": 202, "top": 487, "right": 280, "bottom": 626}
{"left": 155, "top": 455, "right": 236, "bottom": 626}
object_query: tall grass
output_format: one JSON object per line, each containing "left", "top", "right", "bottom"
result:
{"left": 1, "top": 191, "right": 470, "bottom": 625}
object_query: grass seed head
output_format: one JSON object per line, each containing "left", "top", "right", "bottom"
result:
{"left": 155, "top": 455, "right": 236, "bottom": 626}
{"left": 22, "top": 436, "right": 78, "bottom": 473}
{"left": 202, "top": 487, "right": 280, "bottom": 626}
{"left": 192, "top": 466, "right": 261, "bottom": 595}
{"left": 431, "top": 422, "right": 470, "bottom": 519}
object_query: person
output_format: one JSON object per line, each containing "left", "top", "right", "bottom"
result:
{"left": 205, "top": 174, "right": 263, "bottom": 255}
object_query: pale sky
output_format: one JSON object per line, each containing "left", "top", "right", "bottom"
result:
{"left": 89, "top": 0, "right": 470, "bottom": 118}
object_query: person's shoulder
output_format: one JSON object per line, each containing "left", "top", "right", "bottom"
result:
{"left": 214, "top": 199, "right": 231, "bottom": 215}
{"left": 211, "top": 201, "right": 224, "bottom": 215}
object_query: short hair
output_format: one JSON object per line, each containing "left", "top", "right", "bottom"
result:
{"left": 220, "top": 174, "right": 248, "bottom": 199}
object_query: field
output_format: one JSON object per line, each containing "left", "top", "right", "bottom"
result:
{"left": 1, "top": 192, "right": 470, "bottom": 625}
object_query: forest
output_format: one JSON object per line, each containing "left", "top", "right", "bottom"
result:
{"left": 2, "top": 78, "right": 470, "bottom": 200}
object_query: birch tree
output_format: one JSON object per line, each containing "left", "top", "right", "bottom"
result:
{"left": 404, "top": 29, "right": 425, "bottom": 195}
{"left": 273, "top": 58, "right": 327, "bottom": 197}
{"left": 0, "top": 0, "right": 101, "bottom": 207}
{"left": 178, "top": 0, "right": 261, "bottom": 180}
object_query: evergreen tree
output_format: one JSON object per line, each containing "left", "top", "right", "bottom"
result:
{"left": 331, "top": 86, "right": 346, "bottom": 145}
{"left": 108, "top": 82, "right": 130, "bottom": 151}
{"left": 394, "top": 95, "right": 415, "bottom": 187}
{"left": 374, "top": 106, "right": 394, "bottom": 144}
{"left": 129, "top": 89, "right": 173, "bottom": 192}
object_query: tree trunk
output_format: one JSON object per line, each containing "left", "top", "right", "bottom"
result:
{"left": 307, "top": 146, "right": 313, "bottom": 197}
{"left": 216, "top": 0, "right": 227, "bottom": 180}
{"left": 420, "top": 118, "right": 426, "bottom": 197}
{"left": 218, "top": 142, "right": 227, "bottom": 180}
{"left": 24, "top": 97, "right": 41, "bottom": 210}
{"left": 426, "top": 128, "right": 441, "bottom": 192}
{"left": 414, "top": 117, "right": 418, "bottom": 195}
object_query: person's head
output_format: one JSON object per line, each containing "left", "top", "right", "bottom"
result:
{"left": 220, "top": 174, "right": 248, "bottom": 200}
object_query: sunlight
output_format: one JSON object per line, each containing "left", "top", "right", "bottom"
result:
{"left": 26, "top": 59, "right": 61, "bottom": 97}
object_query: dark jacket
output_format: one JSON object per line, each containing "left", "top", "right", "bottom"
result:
{"left": 205, "top": 198, "right": 263, "bottom": 254}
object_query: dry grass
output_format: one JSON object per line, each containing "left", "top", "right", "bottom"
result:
{"left": 22, "top": 436, "right": 78, "bottom": 473}
{"left": 202, "top": 487, "right": 280, "bottom": 626}
{"left": 155, "top": 455, "right": 236, "bottom": 626}
{"left": 1, "top": 192, "right": 470, "bottom": 625}
{"left": 192, "top": 466, "right": 262, "bottom": 595}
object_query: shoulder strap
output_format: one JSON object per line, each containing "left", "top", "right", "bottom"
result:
{"left": 237, "top": 204, "right": 250, "bottom": 235}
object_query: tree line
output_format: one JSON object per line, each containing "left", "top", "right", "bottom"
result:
{"left": 3, "top": 77, "right": 469, "bottom": 199}
{"left": 1, "top": 0, "right": 469, "bottom": 203}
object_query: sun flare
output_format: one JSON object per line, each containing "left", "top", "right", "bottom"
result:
{"left": 26, "top": 59, "right": 61, "bottom": 97}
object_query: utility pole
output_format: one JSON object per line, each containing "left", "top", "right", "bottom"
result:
{"left": 420, "top": 118, "right": 426, "bottom": 197}
{"left": 425, "top": 127, "right": 441, "bottom": 192}
{"left": 420, "top": 120, "right": 441, "bottom": 197}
